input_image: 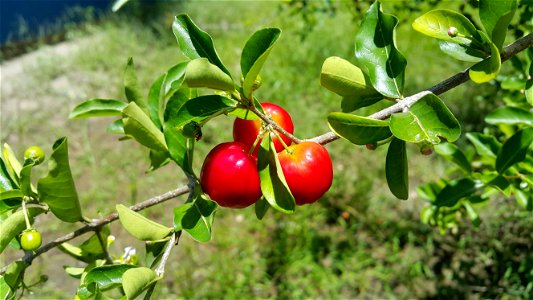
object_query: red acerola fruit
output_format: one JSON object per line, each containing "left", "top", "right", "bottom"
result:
{"left": 278, "top": 141, "right": 333, "bottom": 205}
{"left": 200, "top": 142, "right": 262, "bottom": 208}
{"left": 233, "top": 102, "right": 294, "bottom": 156}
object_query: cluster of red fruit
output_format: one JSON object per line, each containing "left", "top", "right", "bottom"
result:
{"left": 200, "top": 102, "right": 333, "bottom": 209}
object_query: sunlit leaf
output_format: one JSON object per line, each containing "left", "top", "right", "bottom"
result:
{"left": 82, "top": 264, "right": 136, "bottom": 291}
{"left": 412, "top": 9, "right": 480, "bottom": 45}
{"left": 479, "top": 0, "right": 517, "bottom": 50}
{"left": 124, "top": 57, "right": 148, "bottom": 113}
{"left": 122, "top": 102, "right": 168, "bottom": 152}
{"left": 386, "top": 138, "right": 408, "bottom": 200}
{"left": 485, "top": 106, "right": 533, "bottom": 126}
{"left": 469, "top": 31, "right": 501, "bottom": 83}
{"left": 69, "top": 99, "right": 126, "bottom": 119}
{"left": 3, "top": 143, "right": 22, "bottom": 181}
{"left": 116, "top": 204, "right": 173, "bottom": 241}
{"left": 122, "top": 267, "right": 159, "bottom": 300}
{"left": 438, "top": 41, "right": 485, "bottom": 62}
{"left": 174, "top": 195, "right": 218, "bottom": 243}
{"left": 465, "top": 132, "right": 501, "bottom": 158}
{"left": 166, "top": 95, "right": 238, "bottom": 128}
{"left": 184, "top": 58, "right": 235, "bottom": 91}
{"left": 254, "top": 197, "right": 270, "bottom": 220}
{"left": 327, "top": 112, "right": 392, "bottom": 145}
{"left": 0, "top": 207, "right": 44, "bottom": 254}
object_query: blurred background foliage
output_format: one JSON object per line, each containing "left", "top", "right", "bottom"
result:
{"left": 1, "top": 0, "right": 532, "bottom": 298}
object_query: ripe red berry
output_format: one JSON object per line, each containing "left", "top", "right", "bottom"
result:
{"left": 233, "top": 102, "right": 294, "bottom": 156}
{"left": 200, "top": 142, "right": 262, "bottom": 208}
{"left": 278, "top": 142, "right": 333, "bottom": 205}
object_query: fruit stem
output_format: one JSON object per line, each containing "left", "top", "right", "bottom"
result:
{"left": 249, "top": 105, "right": 302, "bottom": 144}
{"left": 22, "top": 196, "right": 32, "bottom": 230}
{"left": 250, "top": 129, "right": 267, "bottom": 156}
{"left": 271, "top": 128, "right": 293, "bottom": 155}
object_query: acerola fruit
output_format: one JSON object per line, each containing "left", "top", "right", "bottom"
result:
{"left": 200, "top": 142, "right": 262, "bottom": 208}
{"left": 278, "top": 141, "right": 333, "bottom": 205}
{"left": 233, "top": 102, "right": 294, "bottom": 156}
{"left": 24, "top": 146, "right": 45, "bottom": 165}
{"left": 20, "top": 229, "right": 42, "bottom": 251}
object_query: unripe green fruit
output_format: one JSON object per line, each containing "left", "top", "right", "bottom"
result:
{"left": 24, "top": 146, "right": 45, "bottom": 165}
{"left": 20, "top": 229, "right": 42, "bottom": 251}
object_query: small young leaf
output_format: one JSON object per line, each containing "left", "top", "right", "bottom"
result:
{"left": 257, "top": 135, "right": 295, "bottom": 213}
{"left": 496, "top": 127, "right": 533, "bottom": 174}
{"left": 465, "top": 132, "right": 501, "bottom": 158}
{"left": 124, "top": 58, "right": 148, "bottom": 113}
{"left": 82, "top": 264, "right": 137, "bottom": 291}
{"left": 434, "top": 143, "right": 471, "bottom": 173}
{"left": 389, "top": 93, "right": 461, "bottom": 144}
{"left": 3, "top": 143, "right": 22, "bottom": 180}
{"left": 184, "top": 58, "right": 235, "bottom": 91}
{"left": 0, "top": 207, "right": 45, "bottom": 254}
{"left": 355, "top": 1, "right": 406, "bottom": 98}
{"left": 174, "top": 196, "right": 218, "bottom": 243}
{"left": 385, "top": 138, "right": 409, "bottom": 200}
{"left": 122, "top": 267, "right": 159, "bottom": 300}
{"left": 469, "top": 31, "right": 501, "bottom": 83}
{"left": 435, "top": 178, "right": 477, "bottom": 207}
{"left": 479, "top": 0, "right": 517, "bottom": 50}
{"left": 0, "top": 158, "right": 18, "bottom": 192}
{"left": 412, "top": 9, "right": 480, "bottom": 45}
{"left": 166, "top": 95, "right": 238, "bottom": 128}
{"left": 116, "top": 204, "right": 173, "bottom": 241}
{"left": 19, "top": 160, "right": 36, "bottom": 196}
{"left": 122, "top": 102, "right": 168, "bottom": 152}
{"left": 172, "top": 14, "right": 231, "bottom": 77}
{"left": 327, "top": 112, "right": 392, "bottom": 145}
{"left": 254, "top": 197, "right": 270, "bottom": 220}
{"left": 485, "top": 106, "right": 533, "bottom": 126}
{"left": 107, "top": 119, "right": 125, "bottom": 135}
{"left": 69, "top": 99, "right": 127, "bottom": 119}
{"left": 241, "top": 28, "right": 281, "bottom": 99}
{"left": 37, "top": 137, "right": 83, "bottom": 223}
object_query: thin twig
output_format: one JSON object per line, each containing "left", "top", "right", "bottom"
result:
{"left": 309, "top": 33, "right": 533, "bottom": 145}
{"left": 249, "top": 105, "right": 303, "bottom": 144}
{"left": 0, "top": 186, "right": 190, "bottom": 275}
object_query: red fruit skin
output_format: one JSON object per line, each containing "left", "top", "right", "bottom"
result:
{"left": 200, "top": 142, "right": 262, "bottom": 208}
{"left": 278, "top": 142, "right": 333, "bottom": 205}
{"left": 233, "top": 102, "right": 294, "bottom": 156}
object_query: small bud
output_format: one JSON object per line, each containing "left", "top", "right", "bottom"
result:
{"left": 182, "top": 121, "right": 203, "bottom": 141}
{"left": 341, "top": 211, "right": 350, "bottom": 221}
{"left": 419, "top": 144, "right": 433, "bottom": 156}
{"left": 365, "top": 143, "right": 378, "bottom": 150}
{"left": 447, "top": 27, "right": 458, "bottom": 37}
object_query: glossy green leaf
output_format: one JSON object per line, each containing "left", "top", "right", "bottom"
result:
{"left": 164, "top": 126, "right": 195, "bottom": 176}
{"left": 172, "top": 14, "right": 231, "bottom": 76}
{"left": 515, "top": 189, "right": 532, "bottom": 211}
{"left": 0, "top": 192, "right": 22, "bottom": 215}
{"left": 0, "top": 158, "right": 17, "bottom": 192}
{"left": 19, "top": 160, "right": 36, "bottom": 196}
{"left": 465, "top": 132, "right": 501, "bottom": 158}
{"left": 0, "top": 189, "right": 22, "bottom": 201}
{"left": 124, "top": 57, "right": 148, "bottom": 113}
{"left": 122, "top": 267, "right": 159, "bottom": 300}
{"left": 485, "top": 106, "right": 533, "bottom": 126}
{"left": 0, "top": 207, "right": 44, "bottom": 253}
{"left": 174, "top": 195, "right": 217, "bottom": 243}
{"left": 64, "top": 266, "right": 85, "bottom": 279}
{"left": 148, "top": 74, "right": 165, "bottom": 130}
{"left": 469, "top": 31, "right": 501, "bottom": 83}
{"left": 438, "top": 41, "right": 485, "bottom": 62}
{"left": 69, "top": 99, "right": 126, "bottom": 119}
{"left": 78, "top": 227, "right": 111, "bottom": 255}
{"left": 166, "top": 95, "right": 238, "bottom": 128}
{"left": 0, "top": 276, "right": 13, "bottom": 300}
{"left": 37, "top": 137, "right": 82, "bottom": 223}
{"left": 479, "top": 0, "right": 517, "bottom": 50}
{"left": 3, "top": 143, "right": 22, "bottom": 180}
{"left": 320, "top": 56, "right": 379, "bottom": 96}
{"left": 355, "top": 2, "right": 406, "bottom": 98}
{"left": 148, "top": 150, "right": 170, "bottom": 172}
{"left": 435, "top": 178, "right": 477, "bottom": 207}
{"left": 385, "top": 138, "right": 409, "bottom": 200}
{"left": 327, "top": 112, "right": 392, "bottom": 145}
{"left": 116, "top": 204, "right": 173, "bottom": 241}
{"left": 163, "top": 62, "right": 189, "bottom": 98}
{"left": 254, "top": 197, "right": 270, "bottom": 220}
{"left": 241, "top": 28, "right": 281, "bottom": 99}
{"left": 229, "top": 108, "right": 259, "bottom": 120}
{"left": 3, "top": 261, "right": 27, "bottom": 290}
{"left": 412, "top": 9, "right": 480, "bottom": 45}
{"left": 122, "top": 102, "right": 168, "bottom": 152}
{"left": 526, "top": 60, "right": 533, "bottom": 105}
{"left": 82, "top": 264, "right": 136, "bottom": 291}
{"left": 184, "top": 58, "right": 234, "bottom": 91}
{"left": 145, "top": 239, "right": 169, "bottom": 268}
{"left": 434, "top": 143, "right": 471, "bottom": 173}
{"left": 496, "top": 127, "right": 533, "bottom": 174}
{"left": 58, "top": 242, "right": 104, "bottom": 263}
{"left": 389, "top": 93, "right": 460, "bottom": 144}
{"left": 257, "top": 135, "right": 295, "bottom": 213}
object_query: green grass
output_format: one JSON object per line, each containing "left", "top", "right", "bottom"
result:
{"left": 1, "top": 1, "right": 532, "bottom": 299}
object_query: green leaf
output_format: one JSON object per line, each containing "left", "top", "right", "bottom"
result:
{"left": 257, "top": 135, "right": 295, "bottom": 213}
{"left": 184, "top": 58, "right": 235, "bottom": 91}
{"left": 124, "top": 58, "right": 148, "bottom": 113}
{"left": 116, "top": 204, "right": 173, "bottom": 241}
{"left": 463, "top": 201, "right": 481, "bottom": 227}
{"left": 412, "top": 9, "right": 480, "bottom": 45}
{"left": 355, "top": 1, "right": 406, "bottom": 98}
{"left": 163, "top": 127, "right": 195, "bottom": 176}
{"left": 122, "top": 102, "right": 168, "bottom": 152}
{"left": 166, "top": 95, "right": 238, "bottom": 128}
{"left": 64, "top": 266, "right": 85, "bottom": 279}
{"left": 469, "top": 31, "right": 501, "bottom": 83}
{"left": 3, "top": 143, "right": 22, "bottom": 181}
{"left": 122, "top": 267, "right": 159, "bottom": 300}
{"left": 241, "top": 28, "right": 281, "bottom": 99}
{"left": 58, "top": 242, "right": 105, "bottom": 263}
{"left": 148, "top": 74, "right": 165, "bottom": 130}
{"left": 228, "top": 108, "right": 259, "bottom": 120}
{"left": 327, "top": 112, "right": 392, "bottom": 145}
{"left": 0, "top": 276, "right": 13, "bottom": 300}
{"left": 0, "top": 189, "right": 22, "bottom": 201}
{"left": 79, "top": 227, "right": 111, "bottom": 255}
{"left": 479, "top": 0, "right": 517, "bottom": 50}
{"left": 0, "top": 207, "right": 44, "bottom": 254}
{"left": 389, "top": 93, "right": 461, "bottom": 144}
{"left": 173, "top": 195, "right": 218, "bottom": 243}
{"left": 83, "top": 264, "right": 136, "bottom": 291}
{"left": 172, "top": 14, "right": 231, "bottom": 77}
{"left": 515, "top": 189, "right": 532, "bottom": 211}
{"left": 3, "top": 261, "right": 27, "bottom": 290}
{"left": 19, "top": 160, "right": 36, "bottom": 196}
{"left": 466, "top": 132, "right": 501, "bottom": 158}
{"left": 69, "top": 99, "right": 127, "bottom": 119}
{"left": 148, "top": 150, "right": 170, "bottom": 172}
{"left": 385, "top": 138, "right": 409, "bottom": 200}
{"left": 496, "top": 127, "right": 533, "bottom": 174}
{"left": 145, "top": 239, "right": 169, "bottom": 268}
{"left": 0, "top": 158, "right": 18, "bottom": 192}
{"left": 438, "top": 41, "right": 485, "bottom": 62}
{"left": 485, "top": 106, "right": 533, "bottom": 126}
{"left": 254, "top": 197, "right": 270, "bottom": 220}
{"left": 435, "top": 178, "right": 477, "bottom": 207}
{"left": 163, "top": 62, "right": 189, "bottom": 98}
{"left": 434, "top": 142, "right": 471, "bottom": 173}
{"left": 526, "top": 60, "right": 533, "bottom": 105}
{"left": 37, "top": 137, "right": 82, "bottom": 223}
